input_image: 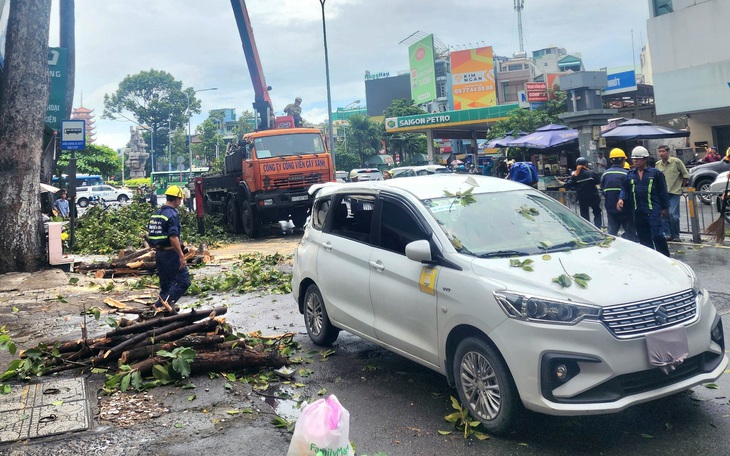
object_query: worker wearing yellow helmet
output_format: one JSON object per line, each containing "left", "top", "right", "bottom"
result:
{"left": 146, "top": 185, "right": 191, "bottom": 313}
{"left": 600, "top": 148, "right": 637, "bottom": 241}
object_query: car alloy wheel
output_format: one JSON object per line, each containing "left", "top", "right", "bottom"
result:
{"left": 303, "top": 284, "right": 339, "bottom": 346}
{"left": 453, "top": 337, "right": 519, "bottom": 435}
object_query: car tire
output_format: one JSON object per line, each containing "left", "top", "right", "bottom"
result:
{"left": 695, "top": 178, "right": 714, "bottom": 205}
{"left": 303, "top": 283, "right": 339, "bottom": 346}
{"left": 452, "top": 337, "right": 520, "bottom": 436}
{"left": 117, "top": 195, "right": 129, "bottom": 203}
{"left": 77, "top": 197, "right": 88, "bottom": 208}
{"left": 241, "top": 202, "right": 261, "bottom": 238}
{"left": 226, "top": 197, "right": 243, "bottom": 234}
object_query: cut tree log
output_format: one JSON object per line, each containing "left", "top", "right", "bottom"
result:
{"left": 131, "top": 346, "right": 288, "bottom": 376}
{"left": 105, "top": 306, "right": 228, "bottom": 338}
{"left": 120, "top": 334, "right": 226, "bottom": 364}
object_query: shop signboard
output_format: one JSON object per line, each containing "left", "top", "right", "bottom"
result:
{"left": 526, "top": 82, "right": 548, "bottom": 102}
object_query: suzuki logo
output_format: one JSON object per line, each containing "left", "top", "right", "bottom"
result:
{"left": 654, "top": 305, "right": 669, "bottom": 325}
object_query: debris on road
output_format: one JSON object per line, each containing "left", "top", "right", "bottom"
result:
{"left": 76, "top": 245, "right": 211, "bottom": 278}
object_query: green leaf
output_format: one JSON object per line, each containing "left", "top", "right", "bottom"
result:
{"left": 541, "top": 254, "right": 552, "bottom": 261}
{"left": 705, "top": 383, "right": 720, "bottom": 389}
{"left": 444, "top": 412, "right": 461, "bottom": 423}
{"left": 473, "top": 431, "right": 490, "bottom": 440}
{"left": 226, "top": 373, "right": 237, "bottom": 382}
{"left": 575, "top": 278, "right": 588, "bottom": 289}
{"left": 151, "top": 364, "right": 171, "bottom": 382}
{"left": 317, "top": 388, "right": 327, "bottom": 396}
{"left": 573, "top": 273, "right": 592, "bottom": 281}
{"left": 553, "top": 274, "right": 572, "bottom": 288}
{"left": 172, "top": 357, "right": 191, "bottom": 378}
{"left": 52, "top": 400, "right": 63, "bottom": 406}
{"left": 522, "top": 266, "right": 534, "bottom": 272}
{"left": 226, "top": 409, "right": 242, "bottom": 415}
{"left": 1, "top": 384, "right": 11, "bottom": 394}
{"left": 120, "top": 373, "right": 131, "bottom": 392}
{"left": 437, "top": 430, "right": 452, "bottom": 435}
{"left": 187, "top": 394, "right": 196, "bottom": 401}
{"left": 639, "top": 433, "right": 654, "bottom": 439}
{"left": 509, "top": 259, "right": 521, "bottom": 267}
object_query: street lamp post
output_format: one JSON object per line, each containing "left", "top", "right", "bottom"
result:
{"left": 211, "top": 117, "right": 222, "bottom": 161}
{"left": 319, "top": 0, "right": 335, "bottom": 170}
{"left": 184, "top": 87, "right": 218, "bottom": 171}
{"left": 167, "top": 116, "right": 172, "bottom": 171}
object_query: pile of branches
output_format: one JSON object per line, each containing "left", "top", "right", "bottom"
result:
{"left": 77, "top": 245, "right": 210, "bottom": 278}
{"left": 2, "top": 306, "right": 290, "bottom": 386}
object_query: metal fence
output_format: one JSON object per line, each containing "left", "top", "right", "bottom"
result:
{"left": 542, "top": 188, "right": 728, "bottom": 245}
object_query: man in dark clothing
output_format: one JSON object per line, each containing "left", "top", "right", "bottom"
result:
{"left": 565, "top": 157, "right": 602, "bottom": 228}
{"left": 147, "top": 185, "right": 190, "bottom": 313}
{"left": 617, "top": 146, "right": 670, "bottom": 257}
{"left": 600, "top": 148, "right": 636, "bottom": 241}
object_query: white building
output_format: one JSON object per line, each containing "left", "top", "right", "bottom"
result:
{"left": 647, "top": 0, "right": 730, "bottom": 151}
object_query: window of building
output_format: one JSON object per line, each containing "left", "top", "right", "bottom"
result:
{"left": 652, "top": 0, "right": 673, "bottom": 16}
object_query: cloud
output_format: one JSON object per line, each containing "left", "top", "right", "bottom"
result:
{"left": 50, "top": 0, "right": 649, "bottom": 150}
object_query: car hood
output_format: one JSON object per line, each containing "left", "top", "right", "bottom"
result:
{"left": 469, "top": 238, "right": 693, "bottom": 307}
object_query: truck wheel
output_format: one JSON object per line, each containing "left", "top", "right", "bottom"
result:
{"left": 227, "top": 198, "right": 243, "bottom": 233}
{"left": 291, "top": 211, "right": 308, "bottom": 230}
{"left": 242, "top": 203, "right": 261, "bottom": 238}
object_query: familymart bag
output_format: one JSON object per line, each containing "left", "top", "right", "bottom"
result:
{"left": 287, "top": 395, "right": 353, "bottom": 456}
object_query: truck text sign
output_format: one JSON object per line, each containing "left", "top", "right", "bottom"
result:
{"left": 261, "top": 158, "right": 327, "bottom": 174}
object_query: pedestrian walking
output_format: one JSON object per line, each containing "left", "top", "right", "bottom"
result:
{"left": 52, "top": 189, "right": 70, "bottom": 219}
{"left": 146, "top": 185, "right": 191, "bottom": 313}
{"left": 617, "top": 146, "right": 670, "bottom": 257}
{"left": 655, "top": 144, "right": 689, "bottom": 241}
{"left": 600, "top": 148, "right": 636, "bottom": 240}
{"left": 565, "top": 157, "right": 602, "bottom": 228}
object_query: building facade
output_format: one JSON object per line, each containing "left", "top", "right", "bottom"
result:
{"left": 646, "top": 0, "right": 730, "bottom": 152}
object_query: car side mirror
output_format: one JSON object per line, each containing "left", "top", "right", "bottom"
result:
{"left": 405, "top": 239, "right": 432, "bottom": 263}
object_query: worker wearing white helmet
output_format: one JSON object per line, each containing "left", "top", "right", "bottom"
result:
{"left": 617, "top": 146, "right": 670, "bottom": 256}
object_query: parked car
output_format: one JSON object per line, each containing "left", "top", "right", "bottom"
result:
{"left": 76, "top": 185, "right": 132, "bottom": 207}
{"left": 349, "top": 168, "right": 382, "bottom": 181}
{"left": 292, "top": 175, "right": 727, "bottom": 435}
{"left": 390, "top": 165, "right": 451, "bottom": 178}
{"left": 709, "top": 171, "right": 730, "bottom": 214}
{"left": 688, "top": 159, "right": 730, "bottom": 204}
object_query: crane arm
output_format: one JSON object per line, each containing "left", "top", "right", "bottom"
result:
{"left": 230, "top": 0, "right": 274, "bottom": 129}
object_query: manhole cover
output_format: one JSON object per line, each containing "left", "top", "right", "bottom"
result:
{"left": 0, "top": 377, "right": 89, "bottom": 443}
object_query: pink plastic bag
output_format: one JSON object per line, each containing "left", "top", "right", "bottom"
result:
{"left": 287, "top": 395, "right": 353, "bottom": 456}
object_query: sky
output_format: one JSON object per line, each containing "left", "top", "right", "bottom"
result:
{"left": 47, "top": 0, "right": 651, "bottom": 150}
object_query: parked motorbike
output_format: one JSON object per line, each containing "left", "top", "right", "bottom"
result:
{"left": 685, "top": 153, "right": 701, "bottom": 169}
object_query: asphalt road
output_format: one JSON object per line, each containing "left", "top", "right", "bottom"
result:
{"left": 1, "top": 238, "right": 729, "bottom": 456}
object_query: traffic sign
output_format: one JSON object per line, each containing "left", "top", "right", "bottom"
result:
{"left": 60, "top": 120, "right": 85, "bottom": 150}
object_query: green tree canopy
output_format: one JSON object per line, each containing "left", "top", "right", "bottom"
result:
{"left": 383, "top": 98, "right": 424, "bottom": 118}
{"left": 485, "top": 90, "right": 568, "bottom": 141}
{"left": 102, "top": 69, "right": 200, "bottom": 162}
{"left": 56, "top": 143, "right": 121, "bottom": 181}
{"left": 346, "top": 114, "right": 383, "bottom": 166}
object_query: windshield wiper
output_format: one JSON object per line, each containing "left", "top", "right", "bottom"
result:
{"left": 540, "top": 240, "right": 578, "bottom": 253}
{"left": 477, "top": 250, "right": 530, "bottom": 259}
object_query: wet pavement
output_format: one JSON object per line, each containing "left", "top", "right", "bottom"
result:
{"left": 1, "top": 237, "right": 730, "bottom": 455}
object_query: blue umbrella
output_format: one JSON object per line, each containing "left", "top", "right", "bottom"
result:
{"left": 601, "top": 118, "right": 689, "bottom": 140}
{"left": 485, "top": 131, "right": 527, "bottom": 148}
{"left": 507, "top": 124, "right": 578, "bottom": 149}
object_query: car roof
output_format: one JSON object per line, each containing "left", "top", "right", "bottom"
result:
{"left": 315, "top": 174, "right": 528, "bottom": 200}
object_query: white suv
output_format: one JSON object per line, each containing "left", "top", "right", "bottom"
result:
{"left": 76, "top": 185, "right": 132, "bottom": 207}
{"left": 292, "top": 174, "right": 727, "bottom": 435}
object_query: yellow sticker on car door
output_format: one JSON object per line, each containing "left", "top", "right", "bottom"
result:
{"left": 419, "top": 266, "right": 439, "bottom": 295}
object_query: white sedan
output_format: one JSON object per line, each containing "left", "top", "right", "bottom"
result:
{"left": 292, "top": 174, "right": 727, "bottom": 435}
{"left": 76, "top": 185, "right": 132, "bottom": 207}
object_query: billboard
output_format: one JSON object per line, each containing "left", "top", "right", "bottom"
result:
{"left": 408, "top": 35, "right": 437, "bottom": 104}
{"left": 450, "top": 46, "right": 496, "bottom": 110}
{"left": 365, "top": 73, "right": 411, "bottom": 117}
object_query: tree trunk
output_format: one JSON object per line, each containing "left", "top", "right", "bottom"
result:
{"left": 0, "top": 0, "right": 52, "bottom": 273}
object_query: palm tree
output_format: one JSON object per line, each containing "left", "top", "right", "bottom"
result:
{"left": 389, "top": 133, "right": 425, "bottom": 164}
{"left": 347, "top": 115, "right": 381, "bottom": 166}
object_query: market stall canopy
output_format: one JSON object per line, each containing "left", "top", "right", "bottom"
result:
{"left": 600, "top": 118, "right": 690, "bottom": 140}
{"left": 506, "top": 124, "right": 578, "bottom": 149}
{"left": 40, "top": 183, "right": 60, "bottom": 193}
{"left": 484, "top": 130, "right": 528, "bottom": 148}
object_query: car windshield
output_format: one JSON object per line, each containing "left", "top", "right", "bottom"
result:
{"left": 423, "top": 190, "right": 606, "bottom": 257}
{"left": 253, "top": 133, "right": 325, "bottom": 158}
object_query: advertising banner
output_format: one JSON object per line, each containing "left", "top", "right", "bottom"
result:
{"left": 450, "top": 46, "right": 496, "bottom": 110}
{"left": 408, "top": 35, "right": 436, "bottom": 104}
{"left": 526, "top": 82, "right": 548, "bottom": 102}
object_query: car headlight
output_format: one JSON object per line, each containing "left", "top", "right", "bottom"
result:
{"left": 494, "top": 291, "right": 601, "bottom": 324}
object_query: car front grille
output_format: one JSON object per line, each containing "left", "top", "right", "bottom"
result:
{"left": 600, "top": 289, "right": 698, "bottom": 339}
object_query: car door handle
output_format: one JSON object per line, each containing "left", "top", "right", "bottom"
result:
{"left": 323, "top": 241, "right": 332, "bottom": 251}
{"left": 369, "top": 260, "right": 385, "bottom": 272}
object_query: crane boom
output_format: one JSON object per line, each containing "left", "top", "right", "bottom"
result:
{"left": 230, "top": 0, "right": 274, "bottom": 130}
